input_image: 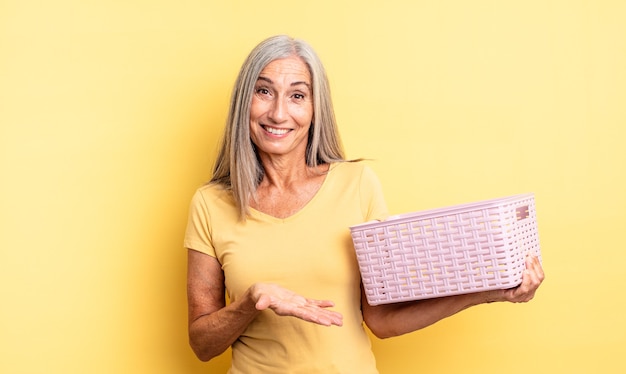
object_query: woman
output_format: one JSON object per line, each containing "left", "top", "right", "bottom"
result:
{"left": 184, "top": 35, "right": 544, "bottom": 373}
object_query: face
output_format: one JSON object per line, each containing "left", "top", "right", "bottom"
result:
{"left": 249, "top": 56, "right": 314, "bottom": 161}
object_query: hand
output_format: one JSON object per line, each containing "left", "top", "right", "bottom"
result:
{"left": 503, "top": 254, "right": 545, "bottom": 303}
{"left": 481, "top": 255, "right": 545, "bottom": 304}
{"left": 251, "top": 283, "right": 344, "bottom": 327}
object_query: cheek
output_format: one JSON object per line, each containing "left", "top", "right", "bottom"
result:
{"left": 295, "top": 105, "right": 314, "bottom": 125}
{"left": 249, "top": 100, "right": 264, "bottom": 122}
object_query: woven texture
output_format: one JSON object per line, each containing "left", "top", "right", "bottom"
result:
{"left": 350, "top": 194, "right": 541, "bottom": 305}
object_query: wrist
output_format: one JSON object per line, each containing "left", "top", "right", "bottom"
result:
{"left": 482, "top": 289, "right": 504, "bottom": 304}
{"left": 241, "top": 283, "right": 264, "bottom": 312}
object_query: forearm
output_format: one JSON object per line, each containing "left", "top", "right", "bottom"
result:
{"left": 363, "top": 255, "right": 544, "bottom": 339}
{"left": 188, "top": 280, "right": 344, "bottom": 361}
{"left": 189, "top": 288, "right": 260, "bottom": 361}
{"left": 365, "top": 290, "right": 499, "bottom": 339}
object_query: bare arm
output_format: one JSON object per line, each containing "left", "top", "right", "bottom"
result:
{"left": 187, "top": 249, "right": 344, "bottom": 361}
{"left": 362, "top": 255, "right": 545, "bottom": 339}
{"left": 187, "top": 249, "right": 258, "bottom": 361}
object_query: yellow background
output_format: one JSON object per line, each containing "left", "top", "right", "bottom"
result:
{"left": 1, "top": 1, "right": 625, "bottom": 373}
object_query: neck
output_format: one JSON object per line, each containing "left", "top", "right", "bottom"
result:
{"left": 259, "top": 154, "right": 312, "bottom": 188}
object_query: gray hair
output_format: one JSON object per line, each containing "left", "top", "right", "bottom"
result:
{"left": 210, "top": 35, "right": 346, "bottom": 220}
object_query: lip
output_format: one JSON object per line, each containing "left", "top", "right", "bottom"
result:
{"left": 262, "top": 125, "right": 292, "bottom": 136}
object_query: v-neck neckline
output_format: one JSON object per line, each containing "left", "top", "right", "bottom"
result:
{"left": 249, "top": 163, "right": 335, "bottom": 223}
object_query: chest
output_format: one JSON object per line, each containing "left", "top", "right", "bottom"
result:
{"left": 219, "top": 218, "right": 359, "bottom": 300}
{"left": 251, "top": 174, "right": 326, "bottom": 219}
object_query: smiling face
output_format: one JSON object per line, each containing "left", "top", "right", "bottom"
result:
{"left": 249, "top": 56, "right": 314, "bottom": 163}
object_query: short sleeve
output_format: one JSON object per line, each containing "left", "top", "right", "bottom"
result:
{"left": 359, "top": 165, "right": 389, "bottom": 221}
{"left": 183, "top": 189, "right": 217, "bottom": 258}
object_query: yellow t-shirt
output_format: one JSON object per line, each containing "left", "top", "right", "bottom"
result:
{"left": 184, "top": 162, "right": 388, "bottom": 373}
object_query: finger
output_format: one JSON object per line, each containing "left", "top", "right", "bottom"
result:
{"left": 523, "top": 267, "right": 540, "bottom": 288}
{"left": 266, "top": 297, "right": 343, "bottom": 326}
{"left": 530, "top": 256, "right": 545, "bottom": 281}
{"left": 526, "top": 259, "right": 545, "bottom": 288}
{"left": 306, "top": 300, "right": 343, "bottom": 326}
{"left": 524, "top": 255, "right": 545, "bottom": 287}
{"left": 255, "top": 294, "right": 272, "bottom": 311}
{"left": 284, "top": 299, "right": 343, "bottom": 326}
{"left": 306, "top": 298, "right": 336, "bottom": 308}
{"left": 301, "top": 307, "right": 343, "bottom": 327}
{"left": 520, "top": 271, "right": 538, "bottom": 301}
{"left": 527, "top": 255, "right": 545, "bottom": 275}
{"left": 512, "top": 268, "right": 541, "bottom": 302}
{"left": 321, "top": 309, "right": 343, "bottom": 326}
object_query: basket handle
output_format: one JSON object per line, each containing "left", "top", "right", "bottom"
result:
{"left": 516, "top": 205, "right": 530, "bottom": 221}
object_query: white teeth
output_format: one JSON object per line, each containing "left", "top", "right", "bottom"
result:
{"left": 265, "top": 126, "right": 289, "bottom": 135}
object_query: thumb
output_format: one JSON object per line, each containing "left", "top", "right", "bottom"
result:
{"left": 255, "top": 294, "right": 271, "bottom": 311}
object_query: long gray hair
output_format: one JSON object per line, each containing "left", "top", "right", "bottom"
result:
{"left": 210, "top": 35, "right": 346, "bottom": 219}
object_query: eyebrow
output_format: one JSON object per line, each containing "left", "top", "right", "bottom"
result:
{"left": 257, "top": 76, "right": 311, "bottom": 90}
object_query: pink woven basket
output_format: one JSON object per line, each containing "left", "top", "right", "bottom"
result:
{"left": 350, "top": 193, "right": 541, "bottom": 305}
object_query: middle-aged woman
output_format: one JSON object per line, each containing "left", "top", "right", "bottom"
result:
{"left": 184, "top": 35, "right": 544, "bottom": 373}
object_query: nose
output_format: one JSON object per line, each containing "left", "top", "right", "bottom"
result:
{"left": 268, "top": 97, "right": 287, "bottom": 123}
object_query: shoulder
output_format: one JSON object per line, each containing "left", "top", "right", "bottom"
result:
{"left": 327, "top": 161, "right": 388, "bottom": 221}
{"left": 330, "top": 160, "right": 371, "bottom": 175}
{"left": 190, "top": 183, "right": 237, "bottom": 214}
{"left": 329, "top": 161, "right": 380, "bottom": 183}
{"left": 194, "top": 183, "right": 232, "bottom": 200}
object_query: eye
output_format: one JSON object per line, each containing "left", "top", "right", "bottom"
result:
{"left": 292, "top": 93, "right": 306, "bottom": 100}
{"left": 256, "top": 87, "right": 270, "bottom": 95}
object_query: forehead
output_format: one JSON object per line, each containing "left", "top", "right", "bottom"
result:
{"left": 258, "top": 56, "right": 311, "bottom": 82}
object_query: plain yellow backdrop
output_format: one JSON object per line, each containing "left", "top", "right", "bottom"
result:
{"left": 1, "top": 1, "right": 625, "bottom": 373}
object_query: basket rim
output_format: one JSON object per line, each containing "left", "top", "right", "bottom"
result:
{"left": 350, "top": 193, "right": 535, "bottom": 232}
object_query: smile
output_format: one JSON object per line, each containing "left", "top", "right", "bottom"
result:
{"left": 263, "top": 125, "right": 290, "bottom": 135}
